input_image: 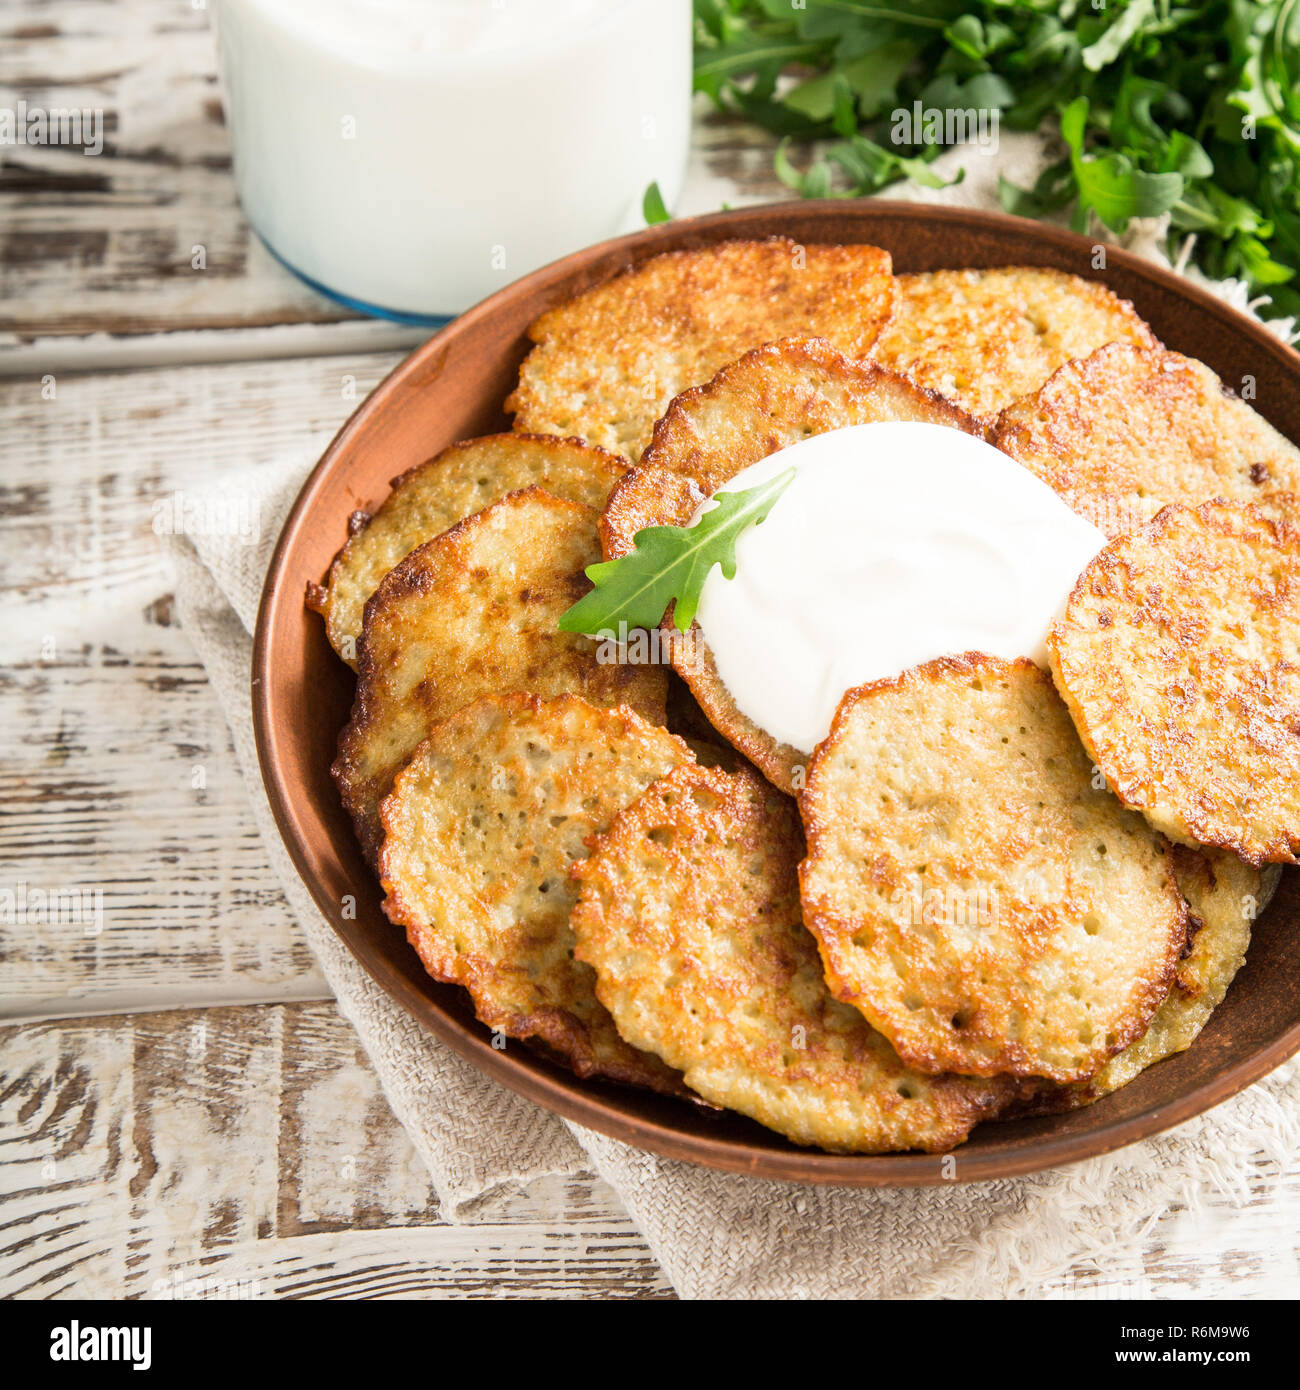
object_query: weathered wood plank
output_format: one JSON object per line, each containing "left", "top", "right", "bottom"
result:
{"left": 0, "top": 1003, "right": 674, "bottom": 1299}
{"left": 0, "top": 0, "right": 351, "bottom": 344}
{"left": 4, "top": 1004, "right": 1297, "bottom": 1298}
{"left": 0, "top": 352, "right": 405, "bottom": 1017}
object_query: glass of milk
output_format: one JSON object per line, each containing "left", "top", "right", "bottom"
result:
{"left": 212, "top": 0, "right": 693, "bottom": 321}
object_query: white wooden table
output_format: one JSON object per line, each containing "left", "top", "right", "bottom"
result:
{"left": 2, "top": 1, "right": 1297, "bottom": 1301}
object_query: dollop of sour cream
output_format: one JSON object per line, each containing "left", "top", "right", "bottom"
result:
{"left": 691, "top": 421, "right": 1108, "bottom": 756}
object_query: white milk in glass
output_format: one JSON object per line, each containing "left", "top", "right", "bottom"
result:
{"left": 212, "top": 0, "right": 692, "bottom": 318}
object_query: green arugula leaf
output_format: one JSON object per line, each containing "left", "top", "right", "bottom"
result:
{"left": 1060, "top": 95, "right": 1183, "bottom": 232}
{"left": 839, "top": 44, "right": 918, "bottom": 117}
{"left": 642, "top": 181, "right": 671, "bottom": 226}
{"left": 1238, "top": 233, "right": 1296, "bottom": 284}
{"left": 692, "top": 31, "right": 826, "bottom": 89}
{"left": 783, "top": 70, "right": 840, "bottom": 122}
{"left": 1160, "top": 131, "right": 1214, "bottom": 180}
{"left": 557, "top": 468, "right": 795, "bottom": 637}
{"left": 917, "top": 70, "right": 1015, "bottom": 115}
{"left": 1080, "top": 0, "right": 1156, "bottom": 73}
{"left": 998, "top": 159, "right": 1074, "bottom": 219}
{"left": 1072, "top": 155, "right": 1184, "bottom": 233}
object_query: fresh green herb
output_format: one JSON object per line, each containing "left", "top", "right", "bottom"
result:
{"left": 643, "top": 180, "right": 672, "bottom": 225}
{"left": 558, "top": 467, "right": 795, "bottom": 636}
{"left": 693, "top": 0, "right": 1300, "bottom": 322}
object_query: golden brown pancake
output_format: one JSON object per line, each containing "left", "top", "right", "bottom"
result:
{"left": 799, "top": 654, "right": 1188, "bottom": 1083}
{"left": 1015, "top": 851, "right": 1280, "bottom": 1112}
{"left": 992, "top": 344, "right": 1300, "bottom": 537}
{"left": 333, "top": 487, "right": 666, "bottom": 861}
{"left": 1048, "top": 498, "right": 1300, "bottom": 865}
{"left": 870, "top": 266, "right": 1158, "bottom": 423}
{"left": 506, "top": 238, "right": 896, "bottom": 459}
{"left": 310, "top": 434, "right": 629, "bottom": 667}
{"left": 380, "top": 693, "right": 693, "bottom": 1094}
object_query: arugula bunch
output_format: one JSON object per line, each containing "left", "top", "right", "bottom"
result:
{"left": 694, "top": 0, "right": 1300, "bottom": 322}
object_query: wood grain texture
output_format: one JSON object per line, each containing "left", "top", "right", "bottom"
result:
{"left": 1, "top": 1008, "right": 1294, "bottom": 1299}
{"left": 0, "top": 0, "right": 353, "bottom": 344}
{"left": 0, "top": 353, "right": 406, "bottom": 1017}
{"left": 0, "top": 1004, "right": 673, "bottom": 1299}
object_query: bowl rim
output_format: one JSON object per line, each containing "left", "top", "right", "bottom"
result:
{"left": 252, "top": 198, "right": 1300, "bottom": 1186}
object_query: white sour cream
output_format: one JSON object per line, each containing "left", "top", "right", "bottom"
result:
{"left": 691, "top": 422, "right": 1108, "bottom": 756}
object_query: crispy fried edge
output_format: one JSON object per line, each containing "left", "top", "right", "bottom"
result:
{"left": 1008, "top": 849, "right": 1280, "bottom": 1116}
{"left": 504, "top": 240, "right": 898, "bottom": 428}
{"left": 876, "top": 267, "right": 1160, "bottom": 424}
{"left": 989, "top": 346, "right": 1299, "bottom": 535}
{"left": 640, "top": 336, "right": 989, "bottom": 471}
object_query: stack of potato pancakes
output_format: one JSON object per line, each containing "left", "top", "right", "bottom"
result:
{"left": 309, "top": 240, "right": 1298, "bottom": 1153}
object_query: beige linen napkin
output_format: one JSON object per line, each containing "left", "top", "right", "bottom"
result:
{"left": 168, "top": 140, "right": 1300, "bottom": 1298}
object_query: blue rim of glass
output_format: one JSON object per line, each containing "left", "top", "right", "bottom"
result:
{"left": 261, "top": 233, "right": 454, "bottom": 329}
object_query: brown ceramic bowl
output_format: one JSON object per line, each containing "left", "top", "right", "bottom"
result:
{"left": 253, "top": 201, "right": 1300, "bottom": 1185}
